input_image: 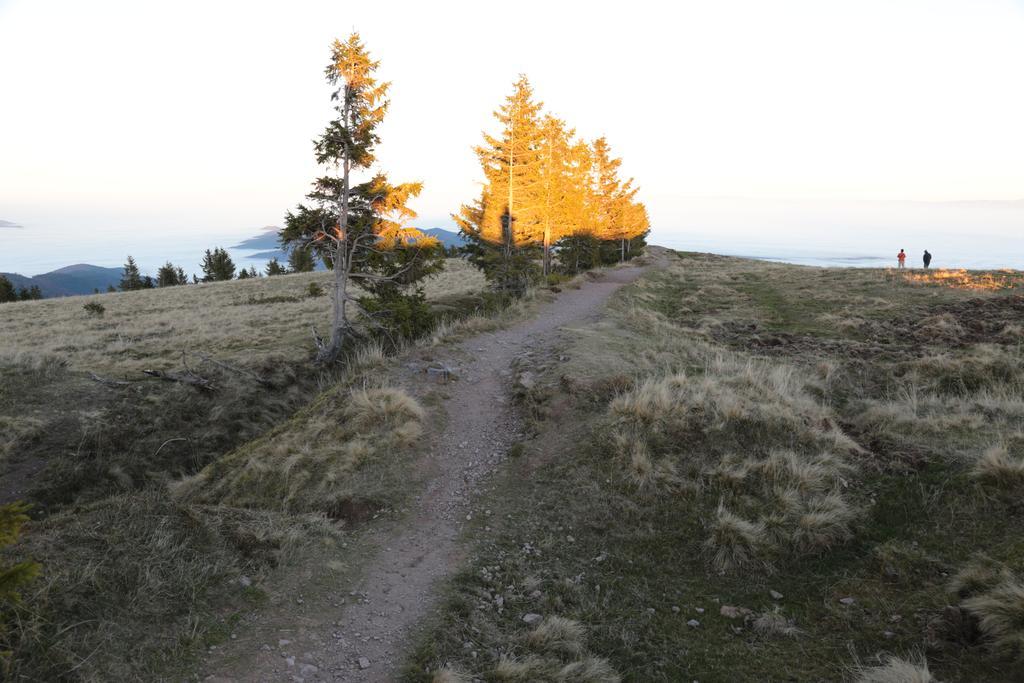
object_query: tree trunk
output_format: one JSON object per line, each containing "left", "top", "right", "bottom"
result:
{"left": 543, "top": 225, "right": 551, "bottom": 276}
{"left": 318, "top": 93, "right": 353, "bottom": 365}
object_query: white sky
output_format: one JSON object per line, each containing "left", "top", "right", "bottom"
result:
{"left": 1, "top": 0, "right": 1023, "bottom": 244}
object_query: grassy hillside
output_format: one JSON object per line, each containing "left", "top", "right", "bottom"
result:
{"left": 0, "top": 261, "right": 486, "bottom": 679}
{"left": 408, "top": 252, "right": 1024, "bottom": 682}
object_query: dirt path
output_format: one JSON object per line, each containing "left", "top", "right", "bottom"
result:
{"left": 202, "top": 264, "right": 646, "bottom": 682}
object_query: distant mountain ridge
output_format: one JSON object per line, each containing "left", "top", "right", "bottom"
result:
{"left": 231, "top": 226, "right": 281, "bottom": 250}
{"left": 1, "top": 264, "right": 123, "bottom": 297}
{"left": 236, "top": 226, "right": 465, "bottom": 262}
{"left": 0, "top": 227, "right": 467, "bottom": 298}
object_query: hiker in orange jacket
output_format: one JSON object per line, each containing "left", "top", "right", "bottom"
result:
{"left": 897, "top": 249, "right": 907, "bottom": 269}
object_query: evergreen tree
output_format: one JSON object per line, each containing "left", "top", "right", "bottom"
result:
{"left": 119, "top": 256, "right": 144, "bottom": 291}
{"left": 280, "top": 33, "right": 442, "bottom": 364}
{"left": 157, "top": 262, "right": 187, "bottom": 287}
{"left": 536, "top": 115, "right": 574, "bottom": 275}
{"left": 556, "top": 232, "right": 602, "bottom": 275}
{"left": 287, "top": 246, "right": 316, "bottom": 273}
{"left": 237, "top": 268, "right": 251, "bottom": 280}
{"left": 0, "top": 276, "right": 16, "bottom": 303}
{"left": 589, "top": 137, "right": 649, "bottom": 262}
{"left": 456, "top": 76, "right": 546, "bottom": 293}
{"left": 200, "top": 248, "right": 236, "bottom": 282}
{"left": 16, "top": 286, "right": 42, "bottom": 301}
{"left": 265, "top": 258, "right": 286, "bottom": 276}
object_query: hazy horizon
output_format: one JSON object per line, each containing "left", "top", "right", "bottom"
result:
{"left": 2, "top": 0, "right": 1022, "bottom": 275}
{"left": 3, "top": 197, "right": 1023, "bottom": 277}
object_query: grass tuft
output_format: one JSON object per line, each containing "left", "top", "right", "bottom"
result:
{"left": 526, "top": 616, "right": 586, "bottom": 656}
{"left": 705, "top": 505, "right": 768, "bottom": 572}
{"left": 853, "top": 656, "right": 938, "bottom": 683}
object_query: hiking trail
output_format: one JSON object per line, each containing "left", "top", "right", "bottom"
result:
{"left": 202, "top": 263, "right": 647, "bottom": 682}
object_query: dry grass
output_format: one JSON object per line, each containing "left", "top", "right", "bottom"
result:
{"left": 5, "top": 490, "right": 337, "bottom": 680}
{"left": 525, "top": 616, "right": 587, "bottom": 656}
{"left": 947, "top": 555, "right": 1016, "bottom": 601}
{"left": 174, "top": 385, "right": 425, "bottom": 515}
{"left": 950, "top": 556, "right": 1024, "bottom": 660}
{"left": 0, "top": 258, "right": 490, "bottom": 678}
{"left": 0, "top": 415, "right": 44, "bottom": 464}
{"left": 407, "top": 250, "right": 1024, "bottom": 681}
{"left": 971, "top": 441, "right": 1024, "bottom": 490}
{"left": 751, "top": 607, "right": 802, "bottom": 638}
{"left": 852, "top": 656, "right": 938, "bottom": 683}
{"left": 608, "top": 350, "right": 860, "bottom": 571}
{"left": 0, "top": 258, "right": 484, "bottom": 374}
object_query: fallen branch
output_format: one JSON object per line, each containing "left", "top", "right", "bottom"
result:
{"left": 142, "top": 369, "right": 216, "bottom": 391}
{"left": 191, "top": 352, "right": 272, "bottom": 387}
{"left": 88, "top": 372, "right": 133, "bottom": 387}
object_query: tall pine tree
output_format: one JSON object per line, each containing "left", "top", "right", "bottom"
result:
{"left": 457, "top": 76, "right": 545, "bottom": 291}
{"left": 119, "top": 256, "right": 143, "bottom": 291}
{"left": 280, "top": 33, "right": 441, "bottom": 364}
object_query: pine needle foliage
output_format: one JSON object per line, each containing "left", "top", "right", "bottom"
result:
{"left": 280, "top": 33, "right": 442, "bottom": 363}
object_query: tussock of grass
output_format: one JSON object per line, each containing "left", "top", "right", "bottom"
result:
{"left": 0, "top": 415, "right": 44, "bottom": 462}
{"left": 948, "top": 555, "right": 1024, "bottom": 660}
{"left": 947, "top": 554, "right": 1015, "bottom": 600}
{"left": 705, "top": 505, "right": 767, "bottom": 572}
{"left": 791, "top": 493, "right": 856, "bottom": 552}
{"left": 431, "top": 667, "right": 470, "bottom": 683}
{"left": 492, "top": 654, "right": 549, "bottom": 680}
{"left": 525, "top": 616, "right": 586, "bottom": 656}
{"left": 752, "top": 607, "right": 801, "bottom": 638}
{"left": 912, "top": 344, "right": 1024, "bottom": 397}
{"left": 609, "top": 346, "right": 861, "bottom": 571}
{"left": 553, "top": 657, "right": 621, "bottom": 682}
{"left": 961, "top": 580, "right": 1024, "bottom": 659}
{"left": 853, "top": 656, "right": 938, "bottom": 683}
{"left": 971, "top": 441, "right": 1024, "bottom": 490}
{"left": 174, "top": 386, "right": 424, "bottom": 515}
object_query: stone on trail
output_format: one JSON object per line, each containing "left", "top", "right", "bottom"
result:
{"left": 769, "top": 590, "right": 784, "bottom": 600}
{"left": 522, "top": 613, "right": 543, "bottom": 625}
{"left": 687, "top": 619, "right": 700, "bottom": 628}
{"left": 358, "top": 657, "right": 371, "bottom": 669}
{"left": 839, "top": 597, "right": 856, "bottom": 605}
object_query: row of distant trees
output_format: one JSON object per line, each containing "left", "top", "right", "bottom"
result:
{"left": 116, "top": 248, "right": 317, "bottom": 291}
{"left": 0, "top": 276, "right": 42, "bottom": 303}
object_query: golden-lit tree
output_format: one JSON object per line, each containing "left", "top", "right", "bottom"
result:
{"left": 282, "top": 33, "right": 440, "bottom": 363}
{"left": 536, "top": 115, "right": 579, "bottom": 275}
{"left": 476, "top": 75, "right": 545, "bottom": 246}
{"left": 458, "top": 78, "right": 649, "bottom": 286}
{"left": 590, "top": 136, "right": 649, "bottom": 261}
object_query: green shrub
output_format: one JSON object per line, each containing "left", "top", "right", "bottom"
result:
{"left": 359, "top": 289, "right": 435, "bottom": 346}
{"left": 0, "top": 501, "right": 40, "bottom": 675}
{"left": 82, "top": 301, "right": 106, "bottom": 317}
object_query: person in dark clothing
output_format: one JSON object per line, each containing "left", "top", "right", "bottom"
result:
{"left": 923, "top": 250, "right": 932, "bottom": 269}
